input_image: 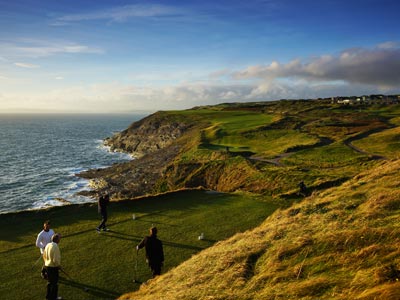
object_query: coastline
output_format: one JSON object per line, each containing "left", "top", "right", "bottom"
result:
{"left": 0, "top": 115, "right": 137, "bottom": 214}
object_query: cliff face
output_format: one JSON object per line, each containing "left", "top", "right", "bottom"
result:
{"left": 104, "top": 111, "right": 192, "bottom": 158}
{"left": 78, "top": 111, "right": 195, "bottom": 198}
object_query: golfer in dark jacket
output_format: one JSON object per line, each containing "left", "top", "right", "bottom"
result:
{"left": 137, "top": 226, "right": 164, "bottom": 277}
{"left": 96, "top": 192, "right": 110, "bottom": 232}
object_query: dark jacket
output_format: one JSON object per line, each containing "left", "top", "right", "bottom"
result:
{"left": 138, "top": 235, "right": 164, "bottom": 264}
{"left": 98, "top": 194, "right": 109, "bottom": 213}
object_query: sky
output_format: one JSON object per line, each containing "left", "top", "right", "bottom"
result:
{"left": 0, "top": 0, "right": 399, "bottom": 113}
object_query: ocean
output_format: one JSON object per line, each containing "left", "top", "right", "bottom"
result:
{"left": 0, "top": 113, "right": 146, "bottom": 214}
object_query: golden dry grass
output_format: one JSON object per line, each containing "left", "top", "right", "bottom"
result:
{"left": 119, "top": 159, "right": 400, "bottom": 300}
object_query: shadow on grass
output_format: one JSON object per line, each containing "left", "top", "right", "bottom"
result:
{"left": 102, "top": 230, "right": 143, "bottom": 243}
{"left": 162, "top": 240, "right": 205, "bottom": 251}
{"left": 60, "top": 277, "right": 119, "bottom": 299}
{"left": 103, "top": 230, "right": 206, "bottom": 251}
{"left": 199, "top": 238, "right": 217, "bottom": 243}
{"left": 0, "top": 213, "right": 175, "bottom": 254}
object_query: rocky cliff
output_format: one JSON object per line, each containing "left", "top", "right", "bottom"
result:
{"left": 104, "top": 111, "right": 193, "bottom": 158}
{"left": 78, "top": 110, "right": 209, "bottom": 199}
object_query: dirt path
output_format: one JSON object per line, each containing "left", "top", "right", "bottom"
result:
{"left": 250, "top": 126, "right": 390, "bottom": 167}
{"left": 249, "top": 136, "right": 334, "bottom": 166}
{"left": 343, "top": 127, "right": 389, "bottom": 160}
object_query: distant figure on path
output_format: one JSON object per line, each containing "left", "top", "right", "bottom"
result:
{"left": 137, "top": 226, "right": 164, "bottom": 277}
{"left": 43, "top": 233, "right": 62, "bottom": 300}
{"left": 96, "top": 192, "right": 110, "bottom": 232}
{"left": 36, "top": 220, "right": 55, "bottom": 255}
{"left": 298, "top": 181, "right": 308, "bottom": 197}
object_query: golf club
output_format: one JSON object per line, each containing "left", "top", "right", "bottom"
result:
{"left": 133, "top": 248, "right": 140, "bottom": 283}
{"left": 32, "top": 255, "right": 43, "bottom": 269}
{"left": 60, "top": 267, "right": 72, "bottom": 279}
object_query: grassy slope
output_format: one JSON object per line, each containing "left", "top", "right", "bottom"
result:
{"left": 117, "top": 103, "right": 400, "bottom": 299}
{"left": 120, "top": 159, "right": 400, "bottom": 300}
{"left": 0, "top": 190, "right": 279, "bottom": 300}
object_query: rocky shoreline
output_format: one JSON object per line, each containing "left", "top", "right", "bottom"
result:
{"left": 77, "top": 111, "right": 195, "bottom": 200}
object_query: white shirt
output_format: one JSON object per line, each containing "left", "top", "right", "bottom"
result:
{"left": 36, "top": 229, "right": 55, "bottom": 254}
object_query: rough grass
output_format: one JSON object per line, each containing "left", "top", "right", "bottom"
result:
{"left": 282, "top": 142, "right": 369, "bottom": 168}
{"left": 352, "top": 126, "right": 400, "bottom": 159}
{"left": 0, "top": 190, "right": 280, "bottom": 300}
{"left": 120, "top": 159, "right": 400, "bottom": 300}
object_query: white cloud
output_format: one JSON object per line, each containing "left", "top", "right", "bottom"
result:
{"left": 56, "top": 4, "right": 183, "bottom": 24}
{"left": 14, "top": 62, "right": 40, "bottom": 68}
{"left": 378, "top": 41, "right": 398, "bottom": 49}
{"left": 0, "top": 40, "right": 104, "bottom": 59}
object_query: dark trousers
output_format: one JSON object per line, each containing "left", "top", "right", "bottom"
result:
{"left": 46, "top": 266, "right": 59, "bottom": 300}
{"left": 149, "top": 262, "right": 162, "bottom": 277}
{"left": 98, "top": 210, "right": 108, "bottom": 229}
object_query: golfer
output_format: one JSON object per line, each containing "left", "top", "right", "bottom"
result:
{"left": 36, "top": 220, "right": 55, "bottom": 255}
{"left": 96, "top": 192, "right": 110, "bottom": 232}
{"left": 43, "top": 233, "right": 62, "bottom": 300}
{"left": 298, "top": 181, "right": 308, "bottom": 197}
{"left": 137, "top": 226, "right": 164, "bottom": 277}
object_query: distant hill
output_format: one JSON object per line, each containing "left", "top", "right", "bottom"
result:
{"left": 79, "top": 99, "right": 399, "bottom": 201}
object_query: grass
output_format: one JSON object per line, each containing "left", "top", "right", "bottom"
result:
{"left": 205, "top": 129, "right": 318, "bottom": 158}
{"left": 0, "top": 190, "right": 280, "bottom": 300}
{"left": 352, "top": 126, "right": 400, "bottom": 159}
{"left": 282, "top": 142, "right": 369, "bottom": 168}
{"left": 172, "top": 108, "right": 283, "bottom": 155}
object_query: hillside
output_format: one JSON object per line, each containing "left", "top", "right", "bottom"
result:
{"left": 78, "top": 100, "right": 399, "bottom": 200}
{"left": 2, "top": 100, "right": 399, "bottom": 300}
{"left": 76, "top": 99, "right": 400, "bottom": 299}
{"left": 119, "top": 158, "right": 400, "bottom": 300}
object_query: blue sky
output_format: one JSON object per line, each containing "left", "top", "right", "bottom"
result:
{"left": 0, "top": 0, "right": 399, "bottom": 113}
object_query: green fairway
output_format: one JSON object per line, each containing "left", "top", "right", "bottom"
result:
{"left": 0, "top": 190, "right": 280, "bottom": 300}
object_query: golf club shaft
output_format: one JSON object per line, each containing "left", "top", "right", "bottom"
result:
{"left": 32, "top": 255, "right": 43, "bottom": 268}
{"left": 134, "top": 249, "right": 139, "bottom": 282}
{"left": 60, "top": 267, "right": 72, "bottom": 279}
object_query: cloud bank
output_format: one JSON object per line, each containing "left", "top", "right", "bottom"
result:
{"left": 233, "top": 45, "right": 400, "bottom": 89}
{"left": 1, "top": 43, "right": 399, "bottom": 113}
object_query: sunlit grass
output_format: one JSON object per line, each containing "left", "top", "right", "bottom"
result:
{"left": 120, "top": 159, "right": 400, "bottom": 300}
{"left": 352, "top": 126, "right": 400, "bottom": 159}
{"left": 0, "top": 190, "right": 279, "bottom": 300}
{"left": 282, "top": 142, "right": 368, "bottom": 168}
